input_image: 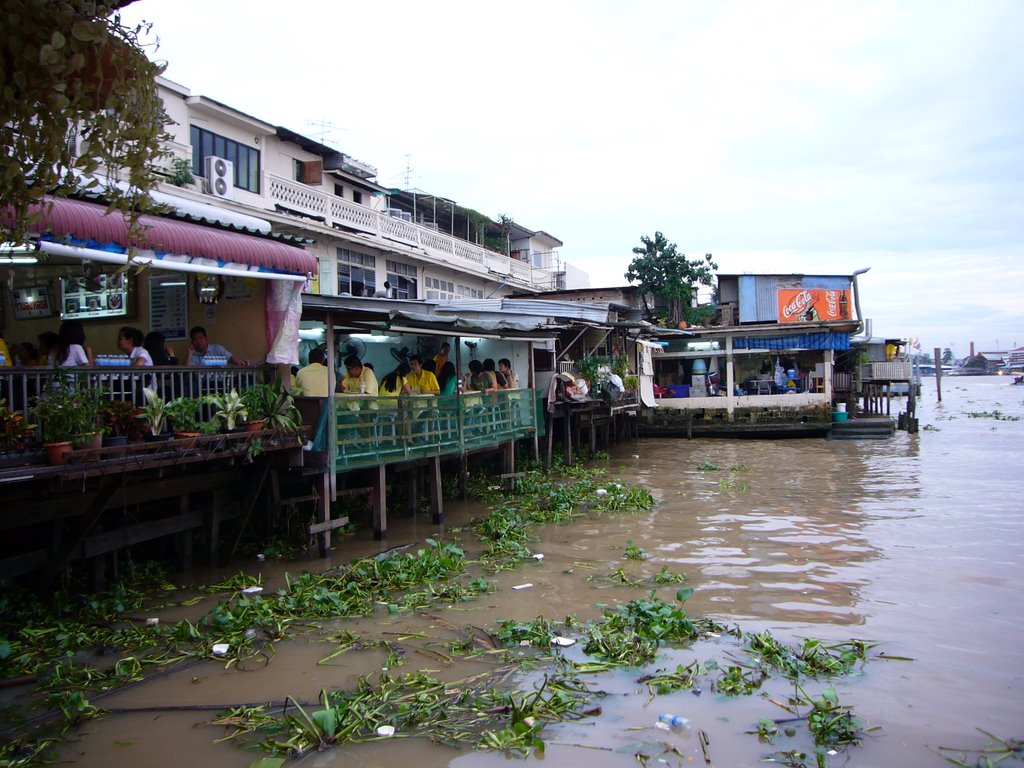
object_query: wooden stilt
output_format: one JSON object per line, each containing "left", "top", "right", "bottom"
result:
{"left": 207, "top": 489, "right": 224, "bottom": 566}
{"left": 406, "top": 468, "right": 418, "bottom": 517}
{"left": 430, "top": 456, "right": 443, "bottom": 524}
{"left": 372, "top": 464, "right": 387, "bottom": 540}
{"left": 179, "top": 494, "right": 192, "bottom": 570}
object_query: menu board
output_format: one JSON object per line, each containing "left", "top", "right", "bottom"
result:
{"left": 60, "top": 272, "right": 127, "bottom": 320}
{"left": 149, "top": 274, "right": 188, "bottom": 341}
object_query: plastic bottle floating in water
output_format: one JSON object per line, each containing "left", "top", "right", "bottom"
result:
{"left": 656, "top": 713, "right": 691, "bottom": 731}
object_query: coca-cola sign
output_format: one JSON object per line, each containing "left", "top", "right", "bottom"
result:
{"left": 777, "top": 289, "right": 850, "bottom": 323}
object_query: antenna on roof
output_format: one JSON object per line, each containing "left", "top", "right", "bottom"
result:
{"left": 306, "top": 120, "right": 346, "bottom": 147}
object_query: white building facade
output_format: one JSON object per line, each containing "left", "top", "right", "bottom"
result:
{"left": 155, "top": 77, "right": 567, "bottom": 302}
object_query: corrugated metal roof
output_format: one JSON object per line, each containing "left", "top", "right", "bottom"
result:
{"left": 436, "top": 298, "right": 612, "bottom": 323}
{"left": 5, "top": 196, "right": 316, "bottom": 275}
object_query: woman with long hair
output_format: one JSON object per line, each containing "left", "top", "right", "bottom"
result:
{"left": 52, "top": 320, "right": 94, "bottom": 367}
{"left": 379, "top": 362, "right": 411, "bottom": 397}
{"left": 438, "top": 361, "right": 458, "bottom": 396}
{"left": 144, "top": 332, "right": 178, "bottom": 365}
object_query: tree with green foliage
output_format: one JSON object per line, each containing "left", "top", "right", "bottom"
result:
{"left": 942, "top": 348, "right": 954, "bottom": 365}
{"left": 0, "top": 0, "right": 169, "bottom": 244}
{"left": 624, "top": 232, "right": 717, "bottom": 326}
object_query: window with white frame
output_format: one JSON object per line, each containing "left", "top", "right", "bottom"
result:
{"left": 385, "top": 260, "right": 417, "bottom": 300}
{"left": 424, "top": 276, "right": 454, "bottom": 301}
{"left": 457, "top": 284, "right": 483, "bottom": 299}
{"left": 337, "top": 248, "right": 376, "bottom": 296}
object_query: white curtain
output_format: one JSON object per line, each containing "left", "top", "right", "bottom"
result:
{"left": 265, "top": 280, "right": 305, "bottom": 365}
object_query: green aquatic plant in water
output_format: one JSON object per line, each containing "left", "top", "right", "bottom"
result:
{"left": 623, "top": 540, "right": 648, "bottom": 560}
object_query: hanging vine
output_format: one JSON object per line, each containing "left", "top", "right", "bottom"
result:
{"left": 0, "top": 0, "right": 171, "bottom": 243}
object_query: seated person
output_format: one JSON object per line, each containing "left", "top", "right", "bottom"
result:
{"left": 483, "top": 358, "right": 507, "bottom": 387}
{"left": 407, "top": 354, "right": 440, "bottom": 394}
{"left": 144, "top": 332, "right": 178, "bottom": 365}
{"left": 338, "top": 354, "right": 378, "bottom": 395}
{"left": 379, "top": 362, "right": 411, "bottom": 397}
{"left": 186, "top": 325, "right": 248, "bottom": 366}
{"left": 466, "top": 359, "right": 498, "bottom": 392}
{"left": 437, "top": 361, "right": 458, "bottom": 396}
{"left": 295, "top": 347, "right": 330, "bottom": 397}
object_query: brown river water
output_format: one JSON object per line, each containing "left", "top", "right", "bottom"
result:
{"left": 46, "top": 376, "right": 1023, "bottom": 767}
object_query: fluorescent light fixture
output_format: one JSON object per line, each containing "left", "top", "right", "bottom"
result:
{"left": 0, "top": 256, "right": 37, "bottom": 264}
{"left": 157, "top": 280, "right": 186, "bottom": 286}
{"left": 298, "top": 328, "right": 325, "bottom": 339}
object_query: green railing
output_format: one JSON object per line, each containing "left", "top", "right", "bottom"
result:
{"left": 330, "top": 389, "right": 537, "bottom": 472}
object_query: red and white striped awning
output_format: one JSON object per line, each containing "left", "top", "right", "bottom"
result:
{"left": 3, "top": 196, "right": 316, "bottom": 281}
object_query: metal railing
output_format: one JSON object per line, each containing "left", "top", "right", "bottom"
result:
{"left": 326, "top": 389, "right": 537, "bottom": 471}
{"left": 0, "top": 366, "right": 274, "bottom": 420}
{"left": 265, "top": 172, "right": 556, "bottom": 290}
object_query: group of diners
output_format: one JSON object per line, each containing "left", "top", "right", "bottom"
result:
{"left": 0, "top": 321, "right": 246, "bottom": 370}
{"left": 292, "top": 349, "right": 518, "bottom": 400}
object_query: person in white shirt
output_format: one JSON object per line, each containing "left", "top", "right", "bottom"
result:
{"left": 117, "top": 327, "right": 153, "bottom": 367}
{"left": 51, "top": 320, "right": 94, "bottom": 367}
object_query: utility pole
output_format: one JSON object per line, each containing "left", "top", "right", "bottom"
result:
{"left": 934, "top": 347, "right": 942, "bottom": 403}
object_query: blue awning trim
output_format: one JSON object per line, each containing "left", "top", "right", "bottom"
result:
{"left": 733, "top": 332, "right": 850, "bottom": 350}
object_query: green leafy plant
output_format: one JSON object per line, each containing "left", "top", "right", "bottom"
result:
{"left": 168, "top": 156, "right": 194, "bottom": 187}
{"left": 611, "top": 354, "right": 629, "bottom": 379}
{"left": 576, "top": 355, "right": 600, "bottom": 389}
{"left": 0, "top": 3, "right": 170, "bottom": 246}
{"left": 241, "top": 380, "right": 302, "bottom": 432}
{"left": 165, "top": 397, "right": 203, "bottom": 433}
{"left": 32, "top": 375, "right": 102, "bottom": 445}
{"left": 139, "top": 387, "right": 170, "bottom": 436}
{"left": 209, "top": 389, "right": 248, "bottom": 431}
{"left": 623, "top": 374, "right": 639, "bottom": 393}
{"left": 623, "top": 540, "right": 648, "bottom": 561}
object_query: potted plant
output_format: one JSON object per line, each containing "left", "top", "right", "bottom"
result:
{"left": 165, "top": 396, "right": 204, "bottom": 446}
{"left": 99, "top": 398, "right": 141, "bottom": 446}
{"left": 0, "top": 399, "right": 37, "bottom": 466}
{"left": 32, "top": 380, "right": 102, "bottom": 463}
{"left": 139, "top": 387, "right": 171, "bottom": 440}
{"left": 240, "top": 382, "right": 273, "bottom": 432}
{"left": 209, "top": 389, "right": 248, "bottom": 432}
{"left": 241, "top": 380, "right": 302, "bottom": 434}
{"left": 623, "top": 375, "right": 640, "bottom": 394}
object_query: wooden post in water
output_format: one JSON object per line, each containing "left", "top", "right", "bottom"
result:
{"left": 934, "top": 347, "right": 942, "bottom": 403}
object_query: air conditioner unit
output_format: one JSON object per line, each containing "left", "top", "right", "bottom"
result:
{"left": 204, "top": 155, "right": 234, "bottom": 198}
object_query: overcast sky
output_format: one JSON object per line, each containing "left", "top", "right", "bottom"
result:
{"left": 121, "top": 0, "right": 1023, "bottom": 354}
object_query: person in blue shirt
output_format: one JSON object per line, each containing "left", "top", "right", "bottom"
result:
{"left": 186, "top": 325, "right": 249, "bottom": 366}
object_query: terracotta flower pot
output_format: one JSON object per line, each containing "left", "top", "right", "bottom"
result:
{"left": 244, "top": 419, "right": 265, "bottom": 433}
{"left": 44, "top": 441, "right": 73, "bottom": 465}
{"left": 173, "top": 431, "right": 201, "bottom": 449}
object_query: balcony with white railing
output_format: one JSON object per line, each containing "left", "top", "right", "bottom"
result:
{"left": 265, "top": 172, "right": 555, "bottom": 291}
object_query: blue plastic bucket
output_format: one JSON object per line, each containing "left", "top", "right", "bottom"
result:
{"left": 691, "top": 359, "right": 707, "bottom": 375}
{"left": 832, "top": 411, "right": 849, "bottom": 422}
